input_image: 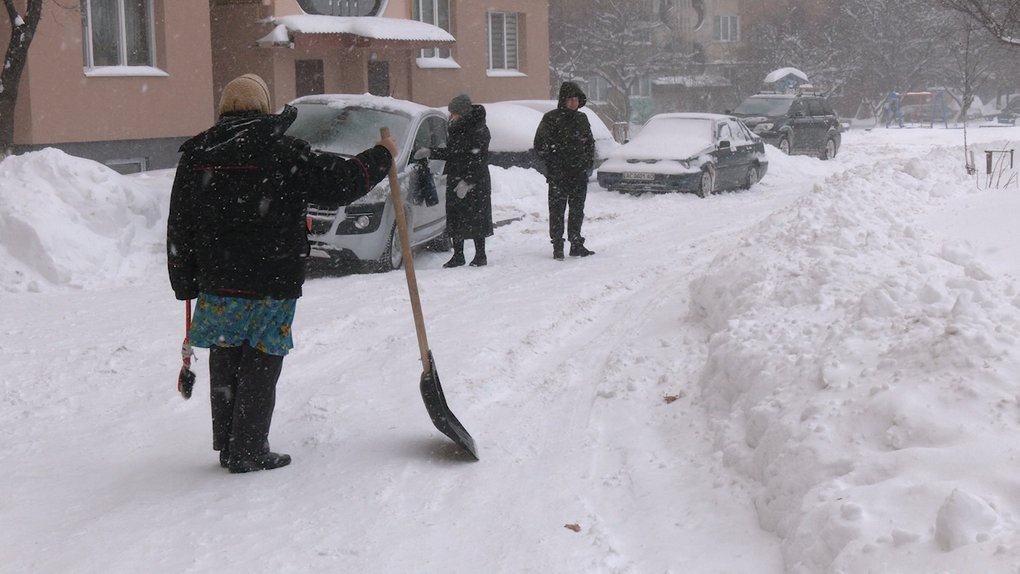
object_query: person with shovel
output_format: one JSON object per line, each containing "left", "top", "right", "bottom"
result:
{"left": 167, "top": 73, "right": 396, "bottom": 474}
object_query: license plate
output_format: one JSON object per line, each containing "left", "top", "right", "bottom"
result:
{"left": 623, "top": 172, "right": 655, "bottom": 181}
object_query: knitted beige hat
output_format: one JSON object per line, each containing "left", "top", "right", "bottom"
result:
{"left": 218, "top": 74, "right": 272, "bottom": 116}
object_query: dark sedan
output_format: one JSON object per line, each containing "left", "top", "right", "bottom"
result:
{"left": 597, "top": 113, "right": 768, "bottom": 197}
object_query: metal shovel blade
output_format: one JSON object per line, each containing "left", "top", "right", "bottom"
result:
{"left": 420, "top": 351, "right": 478, "bottom": 460}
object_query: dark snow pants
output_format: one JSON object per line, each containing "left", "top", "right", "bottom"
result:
{"left": 209, "top": 344, "right": 284, "bottom": 460}
{"left": 547, "top": 175, "right": 588, "bottom": 245}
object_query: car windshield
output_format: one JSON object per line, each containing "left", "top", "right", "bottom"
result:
{"left": 287, "top": 104, "right": 412, "bottom": 156}
{"left": 639, "top": 117, "right": 714, "bottom": 146}
{"left": 733, "top": 97, "right": 793, "bottom": 116}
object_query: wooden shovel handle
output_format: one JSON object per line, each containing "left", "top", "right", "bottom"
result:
{"left": 381, "top": 127, "right": 431, "bottom": 370}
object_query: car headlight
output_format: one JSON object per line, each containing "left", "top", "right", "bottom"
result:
{"left": 353, "top": 215, "right": 372, "bottom": 230}
{"left": 754, "top": 123, "right": 774, "bottom": 133}
{"left": 676, "top": 159, "right": 691, "bottom": 169}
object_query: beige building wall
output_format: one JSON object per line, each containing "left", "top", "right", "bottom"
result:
{"left": 11, "top": 0, "right": 214, "bottom": 146}
{"left": 218, "top": 0, "right": 548, "bottom": 109}
{"left": 404, "top": 0, "right": 550, "bottom": 107}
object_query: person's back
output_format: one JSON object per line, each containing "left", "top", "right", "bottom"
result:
{"left": 176, "top": 107, "right": 312, "bottom": 299}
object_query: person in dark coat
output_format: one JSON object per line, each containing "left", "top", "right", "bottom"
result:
{"left": 167, "top": 73, "right": 396, "bottom": 473}
{"left": 534, "top": 81, "right": 596, "bottom": 260}
{"left": 429, "top": 94, "right": 494, "bottom": 267}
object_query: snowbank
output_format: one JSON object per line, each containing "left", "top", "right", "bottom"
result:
{"left": 0, "top": 149, "right": 169, "bottom": 293}
{"left": 690, "top": 139, "right": 1020, "bottom": 571}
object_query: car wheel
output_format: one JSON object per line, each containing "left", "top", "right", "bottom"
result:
{"left": 375, "top": 222, "right": 403, "bottom": 272}
{"left": 820, "top": 138, "right": 836, "bottom": 160}
{"left": 697, "top": 169, "right": 714, "bottom": 198}
{"left": 743, "top": 165, "right": 759, "bottom": 190}
{"left": 778, "top": 136, "right": 791, "bottom": 155}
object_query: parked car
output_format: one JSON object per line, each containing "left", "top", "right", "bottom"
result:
{"left": 997, "top": 98, "right": 1020, "bottom": 125}
{"left": 730, "top": 92, "right": 841, "bottom": 159}
{"left": 899, "top": 89, "right": 985, "bottom": 124}
{"left": 285, "top": 94, "right": 449, "bottom": 272}
{"left": 499, "top": 99, "right": 620, "bottom": 167}
{"left": 479, "top": 102, "right": 546, "bottom": 171}
{"left": 597, "top": 113, "right": 768, "bottom": 197}
{"left": 482, "top": 100, "right": 620, "bottom": 174}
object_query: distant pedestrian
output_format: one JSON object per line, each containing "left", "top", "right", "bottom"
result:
{"left": 427, "top": 94, "right": 493, "bottom": 267}
{"left": 167, "top": 73, "right": 395, "bottom": 473}
{"left": 534, "top": 81, "right": 596, "bottom": 260}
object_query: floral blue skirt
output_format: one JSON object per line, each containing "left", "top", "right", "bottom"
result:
{"left": 189, "top": 293, "right": 296, "bottom": 356}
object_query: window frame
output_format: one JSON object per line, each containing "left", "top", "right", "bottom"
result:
{"left": 713, "top": 15, "right": 740, "bottom": 43}
{"left": 413, "top": 0, "right": 452, "bottom": 60}
{"left": 81, "top": 0, "right": 158, "bottom": 70}
{"left": 296, "top": 0, "right": 386, "bottom": 16}
{"left": 487, "top": 11, "right": 519, "bottom": 72}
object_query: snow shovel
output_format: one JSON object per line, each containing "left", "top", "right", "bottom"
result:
{"left": 381, "top": 127, "right": 478, "bottom": 461}
{"left": 177, "top": 299, "right": 196, "bottom": 399}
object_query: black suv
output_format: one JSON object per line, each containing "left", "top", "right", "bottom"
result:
{"left": 730, "top": 93, "right": 841, "bottom": 160}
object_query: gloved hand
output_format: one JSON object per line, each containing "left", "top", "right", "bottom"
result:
{"left": 413, "top": 147, "right": 431, "bottom": 161}
{"left": 454, "top": 180, "right": 474, "bottom": 199}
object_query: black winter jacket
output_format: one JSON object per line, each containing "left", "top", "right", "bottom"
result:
{"left": 533, "top": 82, "right": 596, "bottom": 183}
{"left": 167, "top": 106, "right": 391, "bottom": 300}
{"left": 430, "top": 104, "right": 493, "bottom": 239}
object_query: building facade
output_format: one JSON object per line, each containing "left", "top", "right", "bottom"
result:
{"left": 3, "top": 0, "right": 549, "bottom": 171}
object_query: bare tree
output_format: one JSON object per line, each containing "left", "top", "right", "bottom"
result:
{"left": 550, "top": 0, "right": 695, "bottom": 124}
{"left": 1, "top": 0, "right": 44, "bottom": 156}
{"left": 940, "top": 0, "right": 1020, "bottom": 46}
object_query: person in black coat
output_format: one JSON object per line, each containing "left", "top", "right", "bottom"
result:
{"left": 534, "top": 81, "right": 596, "bottom": 260}
{"left": 429, "top": 94, "right": 494, "bottom": 267}
{"left": 167, "top": 73, "right": 396, "bottom": 473}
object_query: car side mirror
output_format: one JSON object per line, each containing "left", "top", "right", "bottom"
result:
{"left": 719, "top": 140, "right": 731, "bottom": 149}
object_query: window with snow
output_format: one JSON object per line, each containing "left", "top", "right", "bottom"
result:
{"left": 297, "top": 0, "right": 386, "bottom": 16}
{"left": 413, "top": 0, "right": 452, "bottom": 59}
{"left": 713, "top": 15, "right": 739, "bottom": 42}
{"left": 80, "top": 0, "right": 154, "bottom": 68}
{"left": 487, "top": 12, "right": 519, "bottom": 71}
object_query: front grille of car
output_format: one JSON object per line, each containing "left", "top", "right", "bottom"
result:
{"left": 307, "top": 205, "right": 338, "bottom": 235}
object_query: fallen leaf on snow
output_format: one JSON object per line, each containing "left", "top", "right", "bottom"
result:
{"left": 564, "top": 523, "right": 581, "bottom": 532}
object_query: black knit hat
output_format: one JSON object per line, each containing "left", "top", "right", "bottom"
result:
{"left": 448, "top": 94, "right": 472, "bottom": 115}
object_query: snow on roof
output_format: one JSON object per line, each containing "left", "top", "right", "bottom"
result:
{"left": 763, "top": 67, "right": 809, "bottom": 84}
{"left": 265, "top": 15, "right": 454, "bottom": 43}
{"left": 290, "top": 93, "right": 438, "bottom": 117}
{"left": 653, "top": 74, "right": 731, "bottom": 88}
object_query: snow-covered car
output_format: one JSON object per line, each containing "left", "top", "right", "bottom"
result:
{"left": 285, "top": 94, "right": 450, "bottom": 272}
{"left": 482, "top": 100, "right": 620, "bottom": 174}
{"left": 479, "top": 102, "right": 546, "bottom": 171}
{"left": 498, "top": 99, "right": 620, "bottom": 167}
{"left": 597, "top": 113, "right": 768, "bottom": 197}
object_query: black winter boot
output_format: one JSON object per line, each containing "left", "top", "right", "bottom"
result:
{"left": 228, "top": 451, "right": 292, "bottom": 474}
{"left": 469, "top": 238, "right": 487, "bottom": 266}
{"left": 569, "top": 242, "right": 595, "bottom": 257}
{"left": 444, "top": 240, "right": 466, "bottom": 268}
{"left": 552, "top": 239, "right": 565, "bottom": 261}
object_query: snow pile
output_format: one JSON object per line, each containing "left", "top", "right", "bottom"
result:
{"left": 690, "top": 143, "right": 1020, "bottom": 571}
{"left": 0, "top": 148, "right": 168, "bottom": 293}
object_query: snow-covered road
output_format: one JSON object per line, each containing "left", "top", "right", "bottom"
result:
{"left": 4, "top": 125, "right": 1020, "bottom": 573}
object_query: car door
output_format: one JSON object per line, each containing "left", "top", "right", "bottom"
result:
{"left": 727, "top": 118, "right": 756, "bottom": 177}
{"left": 806, "top": 99, "right": 829, "bottom": 150}
{"left": 787, "top": 99, "right": 815, "bottom": 152}
{"left": 406, "top": 114, "right": 448, "bottom": 245}
{"left": 713, "top": 120, "right": 740, "bottom": 189}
